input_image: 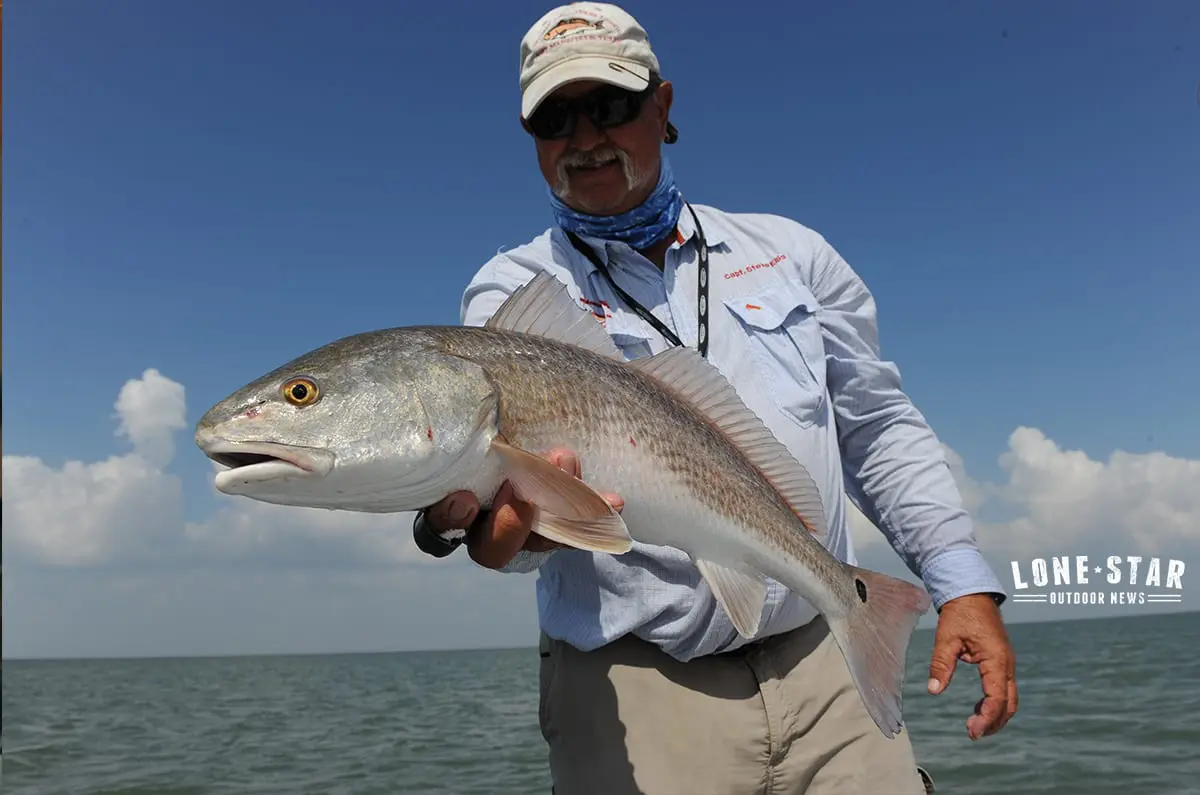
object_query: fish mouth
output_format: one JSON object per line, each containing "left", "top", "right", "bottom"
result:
{"left": 200, "top": 441, "right": 334, "bottom": 492}
{"left": 208, "top": 450, "right": 294, "bottom": 470}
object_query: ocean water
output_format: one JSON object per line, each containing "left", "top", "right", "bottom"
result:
{"left": 4, "top": 611, "right": 1198, "bottom": 795}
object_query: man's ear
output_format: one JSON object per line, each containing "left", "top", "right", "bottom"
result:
{"left": 653, "top": 81, "right": 674, "bottom": 135}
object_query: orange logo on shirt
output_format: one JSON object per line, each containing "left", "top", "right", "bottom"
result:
{"left": 580, "top": 296, "right": 612, "bottom": 326}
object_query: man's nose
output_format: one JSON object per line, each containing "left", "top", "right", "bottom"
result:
{"left": 567, "top": 112, "right": 606, "bottom": 149}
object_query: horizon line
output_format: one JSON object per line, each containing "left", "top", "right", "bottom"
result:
{"left": 5, "top": 608, "right": 1195, "bottom": 664}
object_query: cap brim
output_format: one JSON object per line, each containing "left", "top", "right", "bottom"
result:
{"left": 521, "top": 56, "right": 651, "bottom": 119}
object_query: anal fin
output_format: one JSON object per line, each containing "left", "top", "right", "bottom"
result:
{"left": 490, "top": 438, "right": 633, "bottom": 555}
{"left": 695, "top": 558, "right": 768, "bottom": 638}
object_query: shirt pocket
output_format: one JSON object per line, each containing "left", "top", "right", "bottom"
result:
{"left": 722, "top": 284, "right": 828, "bottom": 428}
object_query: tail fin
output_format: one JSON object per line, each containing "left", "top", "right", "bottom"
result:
{"left": 827, "top": 566, "right": 933, "bottom": 739}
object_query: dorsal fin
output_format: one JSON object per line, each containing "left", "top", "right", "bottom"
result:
{"left": 629, "top": 346, "right": 828, "bottom": 536}
{"left": 486, "top": 271, "right": 623, "bottom": 360}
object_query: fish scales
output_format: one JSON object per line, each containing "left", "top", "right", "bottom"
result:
{"left": 433, "top": 324, "right": 814, "bottom": 559}
{"left": 194, "top": 271, "right": 934, "bottom": 739}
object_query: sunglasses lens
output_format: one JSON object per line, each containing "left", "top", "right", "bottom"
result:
{"left": 588, "top": 89, "right": 642, "bottom": 128}
{"left": 529, "top": 101, "right": 575, "bottom": 139}
{"left": 529, "top": 85, "right": 652, "bottom": 140}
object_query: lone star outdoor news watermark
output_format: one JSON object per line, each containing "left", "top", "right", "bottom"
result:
{"left": 1008, "top": 556, "right": 1186, "bottom": 606}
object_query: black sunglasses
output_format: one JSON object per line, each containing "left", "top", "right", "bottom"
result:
{"left": 527, "top": 82, "right": 660, "bottom": 141}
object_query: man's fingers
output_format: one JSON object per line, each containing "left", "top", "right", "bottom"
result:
{"left": 966, "top": 656, "right": 1011, "bottom": 740}
{"left": 602, "top": 492, "right": 625, "bottom": 513}
{"left": 548, "top": 448, "right": 624, "bottom": 515}
{"left": 466, "top": 448, "right": 624, "bottom": 564}
{"left": 927, "top": 632, "right": 962, "bottom": 695}
{"left": 468, "top": 449, "right": 573, "bottom": 567}
{"left": 425, "top": 490, "right": 480, "bottom": 532}
{"left": 982, "top": 662, "right": 1019, "bottom": 737}
{"left": 1004, "top": 675, "right": 1019, "bottom": 725}
{"left": 467, "top": 482, "right": 535, "bottom": 569}
{"left": 547, "top": 448, "right": 581, "bottom": 478}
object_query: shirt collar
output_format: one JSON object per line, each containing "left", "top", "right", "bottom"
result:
{"left": 673, "top": 202, "right": 727, "bottom": 249}
{"left": 559, "top": 203, "right": 727, "bottom": 277}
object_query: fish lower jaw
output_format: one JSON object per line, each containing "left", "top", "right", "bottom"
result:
{"left": 213, "top": 459, "right": 319, "bottom": 495}
{"left": 203, "top": 441, "right": 334, "bottom": 482}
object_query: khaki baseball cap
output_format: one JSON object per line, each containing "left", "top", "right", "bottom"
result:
{"left": 519, "top": 2, "right": 676, "bottom": 141}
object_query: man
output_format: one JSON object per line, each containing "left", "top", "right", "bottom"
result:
{"left": 414, "top": 3, "right": 1018, "bottom": 793}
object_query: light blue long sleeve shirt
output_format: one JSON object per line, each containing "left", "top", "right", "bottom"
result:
{"left": 460, "top": 203, "right": 1006, "bottom": 662}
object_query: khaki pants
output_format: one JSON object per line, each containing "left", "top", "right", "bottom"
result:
{"left": 538, "top": 616, "right": 934, "bottom": 795}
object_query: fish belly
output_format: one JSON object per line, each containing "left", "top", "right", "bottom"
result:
{"left": 548, "top": 431, "right": 844, "bottom": 613}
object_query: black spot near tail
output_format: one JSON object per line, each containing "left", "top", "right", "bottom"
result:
{"left": 855, "top": 578, "right": 868, "bottom": 603}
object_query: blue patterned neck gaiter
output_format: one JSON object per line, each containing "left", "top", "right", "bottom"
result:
{"left": 549, "top": 156, "right": 684, "bottom": 250}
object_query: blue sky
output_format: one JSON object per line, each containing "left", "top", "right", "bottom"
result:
{"left": 4, "top": 0, "right": 1199, "bottom": 658}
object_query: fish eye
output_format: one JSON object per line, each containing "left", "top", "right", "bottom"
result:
{"left": 281, "top": 377, "right": 320, "bottom": 406}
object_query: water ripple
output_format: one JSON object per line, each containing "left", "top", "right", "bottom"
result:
{"left": 4, "top": 613, "right": 1198, "bottom": 794}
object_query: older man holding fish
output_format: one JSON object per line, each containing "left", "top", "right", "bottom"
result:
{"left": 192, "top": 2, "right": 1019, "bottom": 793}
{"left": 416, "top": 3, "right": 1018, "bottom": 794}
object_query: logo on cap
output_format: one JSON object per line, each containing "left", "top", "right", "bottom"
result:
{"left": 543, "top": 17, "right": 606, "bottom": 41}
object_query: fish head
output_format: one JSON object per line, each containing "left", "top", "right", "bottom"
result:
{"left": 194, "top": 328, "right": 497, "bottom": 511}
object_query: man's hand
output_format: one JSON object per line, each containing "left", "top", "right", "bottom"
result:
{"left": 927, "top": 593, "right": 1018, "bottom": 740}
{"left": 421, "top": 448, "right": 624, "bottom": 569}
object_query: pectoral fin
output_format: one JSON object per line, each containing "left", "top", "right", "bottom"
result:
{"left": 490, "top": 439, "right": 633, "bottom": 555}
{"left": 695, "top": 558, "right": 768, "bottom": 638}
{"left": 531, "top": 510, "right": 633, "bottom": 555}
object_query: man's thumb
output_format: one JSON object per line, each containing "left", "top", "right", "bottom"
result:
{"left": 928, "top": 635, "right": 960, "bottom": 695}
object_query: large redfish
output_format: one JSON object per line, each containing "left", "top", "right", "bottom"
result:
{"left": 194, "top": 271, "right": 932, "bottom": 737}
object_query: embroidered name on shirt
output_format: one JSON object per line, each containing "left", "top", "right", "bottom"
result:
{"left": 723, "top": 253, "right": 787, "bottom": 280}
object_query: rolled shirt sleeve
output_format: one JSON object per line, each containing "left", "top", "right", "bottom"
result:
{"left": 800, "top": 226, "right": 1007, "bottom": 608}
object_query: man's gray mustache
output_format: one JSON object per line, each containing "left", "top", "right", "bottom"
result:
{"left": 554, "top": 148, "right": 643, "bottom": 199}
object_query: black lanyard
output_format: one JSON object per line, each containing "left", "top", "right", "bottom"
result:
{"left": 564, "top": 201, "right": 710, "bottom": 358}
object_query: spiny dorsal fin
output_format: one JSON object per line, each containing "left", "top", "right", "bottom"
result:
{"left": 486, "top": 271, "right": 623, "bottom": 360}
{"left": 628, "top": 346, "right": 828, "bottom": 536}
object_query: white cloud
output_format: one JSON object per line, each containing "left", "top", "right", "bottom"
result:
{"left": 2, "top": 369, "right": 533, "bottom": 659}
{"left": 2, "top": 368, "right": 189, "bottom": 567}
{"left": 7, "top": 370, "right": 1198, "bottom": 571}
{"left": 2, "top": 450, "right": 183, "bottom": 567}
{"left": 988, "top": 427, "right": 1200, "bottom": 557}
{"left": 4, "top": 370, "right": 1198, "bottom": 658}
{"left": 113, "top": 367, "right": 187, "bottom": 468}
{"left": 1, "top": 368, "right": 429, "bottom": 570}
{"left": 181, "top": 497, "right": 426, "bottom": 570}
{"left": 847, "top": 427, "right": 1200, "bottom": 569}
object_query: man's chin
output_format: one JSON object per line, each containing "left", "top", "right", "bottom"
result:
{"left": 562, "top": 169, "right": 634, "bottom": 212}
{"left": 561, "top": 188, "right": 631, "bottom": 216}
